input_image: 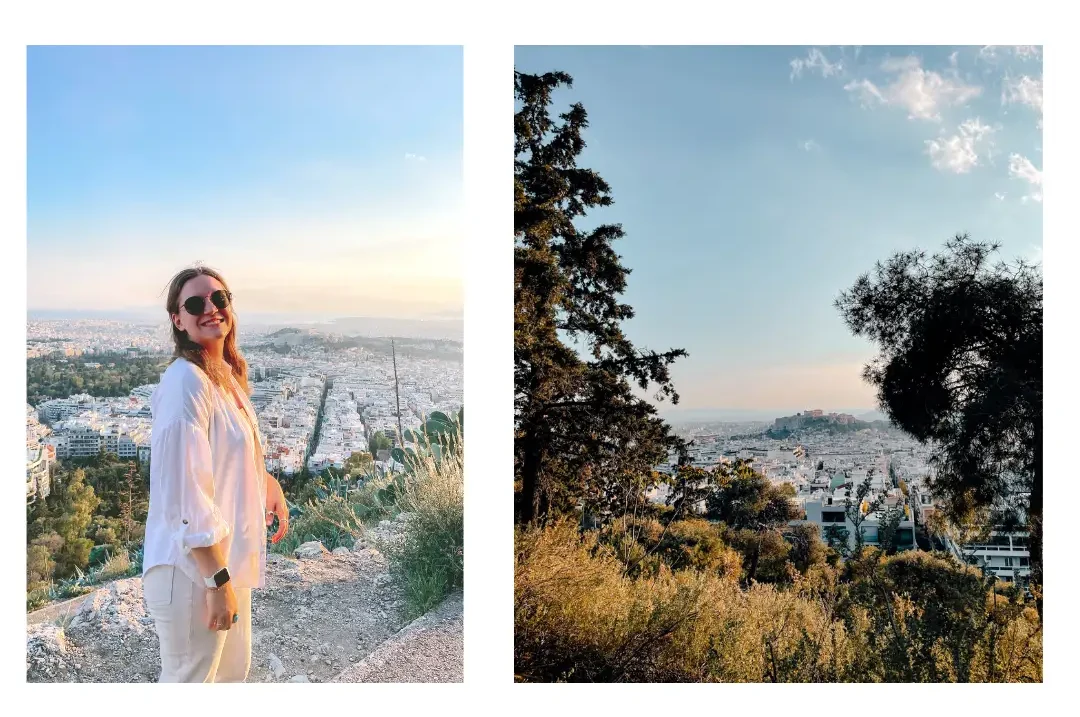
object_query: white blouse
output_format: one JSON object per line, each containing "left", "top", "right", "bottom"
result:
{"left": 143, "top": 358, "right": 267, "bottom": 590}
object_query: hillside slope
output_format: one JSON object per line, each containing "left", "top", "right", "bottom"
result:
{"left": 26, "top": 515, "right": 462, "bottom": 683}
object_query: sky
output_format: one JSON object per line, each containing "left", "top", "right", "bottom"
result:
{"left": 27, "top": 45, "right": 463, "bottom": 322}
{"left": 515, "top": 45, "right": 1043, "bottom": 416}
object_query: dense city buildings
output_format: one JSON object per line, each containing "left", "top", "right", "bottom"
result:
{"left": 26, "top": 320, "right": 463, "bottom": 498}
{"left": 26, "top": 406, "right": 54, "bottom": 503}
{"left": 653, "top": 409, "right": 1030, "bottom": 585}
{"left": 27, "top": 319, "right": 172, "bottom": 358}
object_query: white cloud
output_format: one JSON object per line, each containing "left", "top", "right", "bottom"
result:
{"left": 980, "top": 45, "right": 1041, "bottom": 63}
{"left": 800, "top": 139, "right": 821, "bottom": 152}
{"left": 1002, "top": 74, "right": 1043, "bottom": 127}
{"left": 844, "top": 78, "right": 885, "bottom": 107}
{"left": 844, "top": 55, "right": 981, "bottom": 121}
{"left": 404, "top": 152, "right": 426, "bottom": 162}
{"left": 995, "top": 192, "right": 1006, "bottom": 201}
{"left": 1009, "top": 153, "right": 1043, "bottom": 203}
{"left": 790, "top": 48, "right": 843, "bottom": 81}
{"left": 925, "top": 118, "right": 997, "bottom": 173}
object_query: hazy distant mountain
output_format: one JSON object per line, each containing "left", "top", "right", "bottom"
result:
{"left": 301, "top": 316, "right": 462, "bottom": 341}
{"left": 857, "top": 410, "right": 889, "bottom": 422}
{"left": 662, "top": 407, "right": 883, "bottom": 424}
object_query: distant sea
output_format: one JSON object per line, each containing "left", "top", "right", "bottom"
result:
{"left": 28, "top": 309, "right": 161, "bottom": 323}
{"left": 27, "top": 310, "right": 463, "bottom": 342}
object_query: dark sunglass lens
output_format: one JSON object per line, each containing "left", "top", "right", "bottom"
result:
{"left": 210, "top": 290, "right": 231, "bottom": 310}
{"left": 183, "top": 296, "right": 207, "bottom": 315}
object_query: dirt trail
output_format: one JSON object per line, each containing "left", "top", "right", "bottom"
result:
{"left": 25, "top": 516, "right": 460, "bottom": 683}
{"left": 332, "top": 590, "right": 463, "bottom": 683}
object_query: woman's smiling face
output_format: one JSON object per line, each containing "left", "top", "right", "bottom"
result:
{"left": 171, "top": 273, "right": 232, "bottom": 347}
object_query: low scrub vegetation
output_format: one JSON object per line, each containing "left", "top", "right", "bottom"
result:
{"left": 384, "top": 436, "right": 464, "bottom": 620}
{"left": 515, "top": 519, "right": 1041, "bottom": 683}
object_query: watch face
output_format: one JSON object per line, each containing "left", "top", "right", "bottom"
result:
{"left": 214, "top": 568, "right": 231, "bottom": 588}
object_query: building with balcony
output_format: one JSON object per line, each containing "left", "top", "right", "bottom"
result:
{"left": 797, "top": 490, "right": 918, "bottom": 553}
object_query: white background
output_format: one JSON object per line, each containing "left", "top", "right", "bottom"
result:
{"left": 3, "top": 0, "right": 1074, "bottom": 710}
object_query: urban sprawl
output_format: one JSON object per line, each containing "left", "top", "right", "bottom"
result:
{"left": 652, "top": 410, "right": 1030, "bottom": 586}
{"left": 27, "top": 320, "right": 463, "bottom": 506}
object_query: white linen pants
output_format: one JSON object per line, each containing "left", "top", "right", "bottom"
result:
{"left": 143, "top": 565, "right": 252, "bottom": 683}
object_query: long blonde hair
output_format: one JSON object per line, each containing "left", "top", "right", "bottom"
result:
{"left": 165, "top": 265, "right": 249, "bottom": 393}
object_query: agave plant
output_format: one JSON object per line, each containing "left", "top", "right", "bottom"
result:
{"left": 394, "top": 409, "right": 463, "bottom": 474}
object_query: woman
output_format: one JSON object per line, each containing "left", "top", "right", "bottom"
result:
{"left": 143, "top": 265, "right": 289, "bottom": 683}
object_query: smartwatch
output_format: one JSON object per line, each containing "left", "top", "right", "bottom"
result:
{"left": 204, "top": 567, "right": 231, "bottom": 590}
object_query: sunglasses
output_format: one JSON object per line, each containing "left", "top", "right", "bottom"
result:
{"left": 182, "top": 289, "right": 232, "bottom": 316}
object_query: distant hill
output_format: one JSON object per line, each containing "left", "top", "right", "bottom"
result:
{"left": 319, "top": 317, "right": 462, "bottom": 341}
{"left": 267, "top": 327, "right": 307, "bottom": 337}
{"left": 245, "top": 330, "right": 461, "bottom": 362}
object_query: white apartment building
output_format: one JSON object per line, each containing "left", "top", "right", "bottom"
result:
{"left": 52, "top": 425, "right": 103, "bottom": 459}
{"left": 944, "top": 532, "right": 1032, "bottom": 585}
{"left": 26, "top": 444, "right": 54, "bottom": 504}
{"left": 798, "top": 490, "right": 918, "bottom": 553}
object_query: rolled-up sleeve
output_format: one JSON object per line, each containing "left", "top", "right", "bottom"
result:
{"left": 154, "top": 418, "right": 231, "bottom": 550}
{"left": 150, "top": 364, "right": 231, "bottom": 552}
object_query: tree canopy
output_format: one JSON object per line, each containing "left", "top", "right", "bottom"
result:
{"left": 836, "top": 235, "right": 1042, "bottom": 600}
{"left": 514, "top": 70, "right": 686, "bottom": 525}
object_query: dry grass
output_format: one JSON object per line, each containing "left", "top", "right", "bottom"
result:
{"left": 515, "top": 520, "right": 1042, "bottom": 683}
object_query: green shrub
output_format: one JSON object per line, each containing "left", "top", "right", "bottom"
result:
{"left": 97, "top": 549, "right": 132, "bottom": 581}
{"left": 270, "top": 472, "right": 406, "bottom": 556}
{"left": 384, "top": 435, "right": 464, "bottom": 620}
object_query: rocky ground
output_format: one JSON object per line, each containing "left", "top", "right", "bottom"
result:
{"left": 26, "top": 514, "right": 462, "bottom": 683}
{"left": 333, "top": 590, "right": 463, "bottom": 683}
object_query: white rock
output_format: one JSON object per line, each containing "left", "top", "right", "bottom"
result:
{"left": 295, "top": 541, "right": 329, "bottom": 560}
{"left": 288, "top": 674, "right": 309, "bottom": 683}
{"left": 268, "top": 654, "right": 286, "bottom": 678}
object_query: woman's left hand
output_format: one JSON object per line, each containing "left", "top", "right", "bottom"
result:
{"left": 265, "top": 475, "right": 289, "bottom": 544}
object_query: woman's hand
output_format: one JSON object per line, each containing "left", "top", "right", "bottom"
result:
{"left": 265, "top": 475, "right": 289, "bottom": 544}
{"left": 206, "top": 582, "right": 238, "bottom": 631}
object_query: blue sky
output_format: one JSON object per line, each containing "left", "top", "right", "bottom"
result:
{"left": 515, "top": 45, "right": 1043, "bottom": 415}
{"left": 28, "top": 45, "right": 463, "bottom": 321}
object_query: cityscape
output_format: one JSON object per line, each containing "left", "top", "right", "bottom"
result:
{"left": 654, "top": 412, "right": 1030, "bottom": 585}
{"left": 27, "top": 318, "right": 463, "bottom": 504}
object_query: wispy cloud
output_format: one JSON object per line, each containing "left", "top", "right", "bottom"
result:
{"left": 844, "top": 55, "right": 981, "bottom": 121}
{"left": 800, "top": 139, "right": 821, "bottom": 152}
{"left": 404, "top": 152, "right": 426, "bottom": 162}
{"left": 980, "top": 45, "right": 1041, "bottom": 62}
{"left": 1009, "top": 153, "right": 1043, "bottom": 203}
{"left": 925, "top": 118, "right": 997, "bottom": 174}
{"left": 995, "top": 191, "right": 1006, "bottom": 201}
{"left": 790, "top": 48, "right": 843, "bottom": 81}
{"left": 1002, "top": 74, "right": 1043, "bottom": 127}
